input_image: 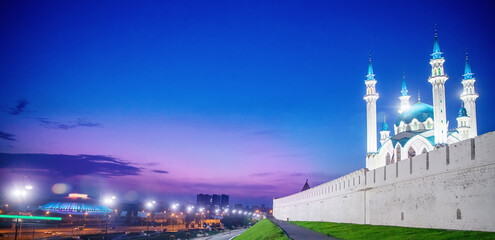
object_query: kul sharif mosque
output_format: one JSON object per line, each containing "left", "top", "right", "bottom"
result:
{"left": 365, "top": 28, "right": 479, "bottom": 170}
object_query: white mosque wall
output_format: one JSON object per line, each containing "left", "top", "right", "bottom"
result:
{"left": 273, "top": 131, "right": 495, "bottom": 232}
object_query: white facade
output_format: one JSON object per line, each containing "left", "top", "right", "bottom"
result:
{"left": 274, "top": 132, "right": 495, "bottom": 232}
{"left": 461, "top": 53, "right": 479, "bottom": 138}
{"left": 428, "top": 57, "right": 449, "bottom": 145}
{"left": 364, "top": 58, "right": 379, "bottom": 157}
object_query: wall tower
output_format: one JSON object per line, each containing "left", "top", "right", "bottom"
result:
{"left": 364, "top": 54, "right": 379, "bottom": 157}
{"left": 460, "top": 50, "right": 478, "bottom": 138}
{"left": 428, "top": 27, "right": 449, "bottom": 145}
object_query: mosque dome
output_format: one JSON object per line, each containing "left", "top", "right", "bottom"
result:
{"left": 395, "top": 102, "right": 434, "bottom": 126}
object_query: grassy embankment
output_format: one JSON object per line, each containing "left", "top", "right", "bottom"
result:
{"left": 235, "top": 219, "right": 289, "bottom": 240}
{"left": 291, "top": 221, "right": 495, "bottom": 240}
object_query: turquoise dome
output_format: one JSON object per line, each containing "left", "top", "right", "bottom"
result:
{"left": 395, "top": 102, "right": 434, "bottom": 126}
{"left": 382, "top": 122, "right": 389, "bottom": 131}
{"left": 458, "top": 106, "right": 468, "bottom": 117}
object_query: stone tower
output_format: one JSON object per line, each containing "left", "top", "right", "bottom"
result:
{"left": 428, "top": 27, "right": 449, "bottom": 145}
{"left": 364, "top": 54, "right": 379, "bottom": 156}
{"left": 460, "top": 50, "right": 478, "bottom": 138}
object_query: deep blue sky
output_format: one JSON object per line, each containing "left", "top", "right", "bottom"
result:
{"left": 1, "top": 0, "right": 494, "bottom": 206}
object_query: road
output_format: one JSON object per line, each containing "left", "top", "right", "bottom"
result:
{"left": 271, "top": 218, "right": 337, "bottom": 240}
{"left": 194, "top": 228, "right": 247, "bottom": 240}
{"left": 0, "top": 224, "right": 186, "bottom": 239}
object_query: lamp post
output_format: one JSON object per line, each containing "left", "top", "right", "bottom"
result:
{"left": 102, "top": 196, "right": 116, "bottom": 235}
{"left": 145, "top": 201, "right": 155, "bottom": 240}
{"left": 12, "top": 182, "right": 33, "bottom": 240}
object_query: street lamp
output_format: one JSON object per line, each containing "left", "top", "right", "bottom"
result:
{"left": 11, "top": 183, "right": 33, "bottom": 240}
{"left": 145, "top": 201, "right": 155, "bottom": 239}
{"left": 102, "top": 196, "right": 116, "bottom": 234}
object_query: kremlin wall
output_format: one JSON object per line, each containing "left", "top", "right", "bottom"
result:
{"left": 273, "top": 131, "right": 495, "bottom": 232}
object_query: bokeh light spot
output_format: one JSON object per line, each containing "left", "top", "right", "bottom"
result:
{"left": 51, "top": 183, "right": 70, "bottom": 194}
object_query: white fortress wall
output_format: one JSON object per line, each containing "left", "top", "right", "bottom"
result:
{"left": 273, "top": 131, "right": 495, "bottom": 232}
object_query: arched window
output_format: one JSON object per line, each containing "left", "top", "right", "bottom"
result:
{"left": 396, "top": 145, "right": 401, "bottom": 161}
{"left": 422, "top": 148, "right": 427, "bottom": 154}
{"left": 386, "top": 153, "right": 391, "bottom": 165}
{"left": 408, "top": 147, "right": 416, "bottom": 158}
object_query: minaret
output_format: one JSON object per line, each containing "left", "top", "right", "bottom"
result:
{"left": 364, "top": 53, "right": 379, "bottom": 154}
{"left": 460, "top": 50, "right": 478, "bottom": 138}
{"left": 380, "top": 116, "right": 390, "bottom": 145}
{"left": 456, "top": 103, "right": 470, "bottom": 141}
{"left": 398, "top": 72, "right": 410, "bottom": 114}
{"left": 427, "top": 26, "right": 449, "bottom": 146}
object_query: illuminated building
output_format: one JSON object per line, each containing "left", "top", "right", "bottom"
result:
{"left": 366, "top": 28, "right": 478, "bottom": 170}
{"left": 40, "top": 193, "right": 111, "bottom": 215}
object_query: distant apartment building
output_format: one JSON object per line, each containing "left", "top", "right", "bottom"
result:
{"left": 196, "top": 194, "right": 212, "bottom": 206}
{"left": 197, "top": 193, "right": 229, "bottom": 208}
{"left": 221, "top": 194, "right": 229, "bottom": 207}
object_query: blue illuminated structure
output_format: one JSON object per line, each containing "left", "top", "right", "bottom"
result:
{"left": 463, "top": 50, "right": 474, "bottom": 80}
{"left": 40, "top": 201, "right": 111, "bottom": 215}
{"left": 366, "top": 53, "right": 375, "bottom": 81}
{"left": 431, "top": 26, "right": 443, "bottom": 60}
{"left": 401, "top": 74, "right": 408, "bottom": 97}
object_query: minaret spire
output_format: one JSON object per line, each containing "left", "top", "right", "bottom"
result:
{"left": 367, "top": 50, "right": 375, "bottom": 80}
{"left": 460, "top": 48, "right": 479, "bottom": 138}
{"left": 364, "top": 52, "right": 379, "bottom": 167}
{"left": 463, "top": 49, "right": 474, "bottom": 80}
{"left": 398, "top": 72, "right": 410, "bottom": 114}
{"left": 428, "top": 26, "right": 449, "bottom": 145}
{"left": 432, "top": 25, "right": 442, "bottom": 60}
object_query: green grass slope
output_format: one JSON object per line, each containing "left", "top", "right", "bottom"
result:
{"left": 291, "top": 221, "right": 495, "bottom": 240}
{"left": 235, "top": 219, "right": 289, "bottom": 240}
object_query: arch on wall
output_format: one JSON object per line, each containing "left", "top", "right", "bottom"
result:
{"left": 408, "top": 147, "right": 416, "bottom": 158}
{"left": 422, "top": 148, "right": 427, "bottom": 154}
{"left": 386, "top": 153, "right": 391, "bottom": 165}
{"left": 403, "top": 134, "right": 434, "bottom": 156}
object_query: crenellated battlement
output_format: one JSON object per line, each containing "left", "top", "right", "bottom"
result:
{"left": 273, "top": 131, "right": 495, "bottom": 232}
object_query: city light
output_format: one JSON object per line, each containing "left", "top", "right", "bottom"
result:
{"left": 103, "top": 198, "right": 113, "bottom": 205}
{"left": 0, "top": 215, "right": 61, "bottom": 221}
{"left": 171, "top": 203, "right": 179, "bottom": 210}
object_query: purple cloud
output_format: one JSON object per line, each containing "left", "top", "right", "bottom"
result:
{"left": 0, "top": 131, "right": 16, "bottom": 141}
{"left": 152, "top": 170, "right": 169, "bottom": 174}
{"left": 8, "top": 98, "right": 29, "bottom": 115}
{"left": 37, "top": 118, "right": 101, "bottom": 130}
{"left": 0, "top": 153, "right": 141, "bottom": 177}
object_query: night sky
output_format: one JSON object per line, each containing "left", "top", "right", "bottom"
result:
{"left": 1, "top": 0, "right": 495, "bottom": 206}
